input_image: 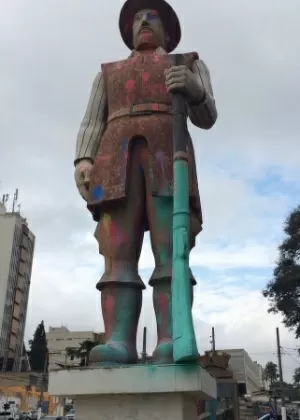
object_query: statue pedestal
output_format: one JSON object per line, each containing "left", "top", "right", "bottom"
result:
{"left": 49, "top": 364, "right": 216, "bottom": 420}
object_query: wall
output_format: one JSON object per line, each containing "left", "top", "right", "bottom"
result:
{"left": 0, "top": 385, "right": 59, "bottom": 413}
{"left": 0, "top": 211, "right": 35, "bottom": 372}
{"left": 47, "top": 327, "right": 104, "bottom": 371}
{"left": 0, "top": 211, "right": 15, "bottom": 333}
{"left": 219, "top": 349, "right": 262, "bottom": 394}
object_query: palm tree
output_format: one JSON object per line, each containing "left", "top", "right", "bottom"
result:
{"left": 66, "top": 340, "right": 99, "bottom": 366}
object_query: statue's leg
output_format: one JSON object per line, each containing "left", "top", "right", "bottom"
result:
{"left": 89, "top": 284, "right": 143, "bottom": 364}
{"left": 89, "top": 141, "right": 147, "bottom": 365}
{"left": 147, "top": 196, "right": 197, "bottom": 364}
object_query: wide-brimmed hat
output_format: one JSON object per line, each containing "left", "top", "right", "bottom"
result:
{"left": 119, "top": 0, "right": 181, "bottom": 53}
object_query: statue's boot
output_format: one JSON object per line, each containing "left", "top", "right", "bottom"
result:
{"left": 151, "top": 279, "right": 174, "bottom": 364}
{"left": 89, "top": 284, "right": 142, "bottom": 365}
{"left": 151, "top": 278, "right": 195, "bottom": 364}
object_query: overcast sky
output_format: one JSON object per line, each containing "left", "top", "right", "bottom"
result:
{"left": 1, "top": 0, "right": 300, "bottom": 382}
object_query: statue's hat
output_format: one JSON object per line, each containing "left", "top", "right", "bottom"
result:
{"left": 119, "top": 0, "right": 181, "bottom": 53}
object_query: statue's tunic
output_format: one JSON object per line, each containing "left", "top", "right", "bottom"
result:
{"left": 88, "top": 51, "right": 203, "bottom": 229}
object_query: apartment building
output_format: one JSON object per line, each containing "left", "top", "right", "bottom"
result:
{"left": 218, "top": 348, "right": 263, "bottom": 394}
{"left": 46, "top": 326, "right": 104, "bottom": 371}
{"left": 254, "top": 360, "right": 266, "bottom": 389}
{"left": 0, "top": 201, "right": 35, "bottom": 372}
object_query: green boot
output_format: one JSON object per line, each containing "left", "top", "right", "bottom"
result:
{"left": 151, "top": 279, "right": 194, "bottom": 364}
{"left": 151, "top": 279, "right": 173, "bottom": 364}
{"left": 89, "top": 284, "right": 142, "bottom": 365}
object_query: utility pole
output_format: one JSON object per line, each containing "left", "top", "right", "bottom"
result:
{"left": 38, "top": 351, "right": 48, "bottom": 418}
{"left": 276, "top": 327, "right": 286, "bottom": 420}
{"left": 211, "top": 327, "right": 216, "bottom": 352}
{"left": 142, "top": 327, "right": 147, "bottom": 363}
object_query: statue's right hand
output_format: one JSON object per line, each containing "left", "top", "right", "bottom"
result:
{"left": 74, "top": 159, "right": 93, "bottom": 201}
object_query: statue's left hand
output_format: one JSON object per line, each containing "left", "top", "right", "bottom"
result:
{"left": 165, "top": 65, "right": 205, "bottom": 103}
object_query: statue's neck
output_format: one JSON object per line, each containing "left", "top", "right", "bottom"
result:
{"left": 130, "top": 46, "right": 167, "bottom": 57}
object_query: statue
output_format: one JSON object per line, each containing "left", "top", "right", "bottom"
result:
{"left": 74, "top": 0, "right": 217, "bottom": 365}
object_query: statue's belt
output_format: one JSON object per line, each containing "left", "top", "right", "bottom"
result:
{"left": 107, "top": 102, "right": 172, "bottom": 123}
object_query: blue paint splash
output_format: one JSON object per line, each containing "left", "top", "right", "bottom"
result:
{"left": 146, "top": 12, "right": 157, "bottom": 21}
{"left": 92, "top": 185, "right": 104, "bottom": 200}
{"left": 121, "top": 137, "right": 128, "bottom": 153}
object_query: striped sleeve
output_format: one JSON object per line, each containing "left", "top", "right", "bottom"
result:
{"left": 187, "top": 60, "right": 218, "bottom": 129}
{"left": 74, "top": 71, "right": 107, "bottom": 164}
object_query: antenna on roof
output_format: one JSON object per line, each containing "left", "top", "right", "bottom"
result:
{"left": 12, "top": 188, "right": 19, "bottom": 212}
{"left": 2, "top": 194, "right": 9, "bottom": 206}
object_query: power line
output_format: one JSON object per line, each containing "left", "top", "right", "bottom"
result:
{"left": 281, "top": 347, "right": 300, "bottom": 366}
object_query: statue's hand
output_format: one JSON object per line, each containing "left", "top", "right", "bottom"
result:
{"left": 74, "top": 159, "right": 93, "bottom": 201}
{"left": 165, "top": 65, "right": 205, "bottom": 103}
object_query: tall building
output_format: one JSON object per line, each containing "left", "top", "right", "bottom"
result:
{"left": 0, "top": 201, "right": 35, "bottom": 372}
{"left": 253, "top": 360, "right": 267, "bottom": 390}
{"left": 46, "top": 326, "right": 104, "bottom": 371}
{"left": 218, "top": 348, "right": 262, "bottom": 394}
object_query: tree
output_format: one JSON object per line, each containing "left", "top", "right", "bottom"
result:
{"left": 293, "top": 367, "right": 300, "bottom": 386}
{"left": 263, "top": 361, "right": 279, "bottom": 385}
{"left": 28, "top": 320, "right": 48, "bottom": 372}
{"left": 263, "top": 205, "right": 300, "bottom": 338}
{"left": 66, "top": 339, "right": 98, "bottom": 366}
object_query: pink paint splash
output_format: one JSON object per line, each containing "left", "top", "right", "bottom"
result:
{"left": 108, "top": 221, "right": 128, "bottom": 247}
{"left": 159, "top": 293, "right": 168, "bottom": 332}
{"left": 142, "top": 72, "right": 150, "bottom": 83}
{"left": 125, "top": 79, "right": 135, "bottom": 93}
{"left": 104, "top": 293, "right": 115, "bottom": 338}
{"left": 141, "top": 32, "right": 151, "bottom": 42}
{"left": 105, "top": 294, "right": 115, "bottom": 313}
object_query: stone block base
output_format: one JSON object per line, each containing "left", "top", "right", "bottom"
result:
{"left": 76, "top": 393, "right": 198, "bottom": 420}
{"left": 49, "top": 364, "right": 217, "bottom": 420}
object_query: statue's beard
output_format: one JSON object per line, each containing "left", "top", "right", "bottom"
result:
{"left": 135, "top": 29, "right": 159, "bottom": 50}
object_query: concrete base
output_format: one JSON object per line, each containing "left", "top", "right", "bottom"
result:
{"left": 75, "top": 393, "right": 199, "bottom": 420}
{"left": 49, "top": 364, "right": 216, "bottom": 420}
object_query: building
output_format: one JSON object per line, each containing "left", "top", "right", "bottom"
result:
{"left": 218, "top": 348, "right": 262, "bottom": 395}
{"left": 0, "top": 201, "right": 35, "bottom": 372}
{"left": 0, "top": 381, "right": 61, "bottom": 413}
{"left": 253, "top": 360, "right": 266, "bottom": 389}
{"left": 46, "top": 326, "right": 104, "bottom": 371}
{"left": 198, "top": 351, "right": 239, "bottom": 420}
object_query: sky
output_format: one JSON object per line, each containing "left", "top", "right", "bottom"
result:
{"left": 0, "top": 0, "right": 300, "bottom": 382}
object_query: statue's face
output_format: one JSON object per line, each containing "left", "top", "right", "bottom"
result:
{"left": 132, "top": 9, "right": 166, "bottom": 50}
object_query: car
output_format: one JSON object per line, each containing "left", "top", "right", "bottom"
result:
{"left": 65, "top": 409, "right": 75, "bottom": 420}
{"left": 30, "top": 412, "right": 38, "bottom": 420}
{"left": 0, "top": 412, "right": 20, "bottom": 420}
{"left": 42, "top": 417, "right": 68, "bottom": 420}
{"left": 20, "top": 412, "right": 32, "bottom": 420}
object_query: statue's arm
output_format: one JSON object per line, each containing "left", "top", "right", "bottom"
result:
{"left": 74, "top": 71, "right": 107, "bottom": 165}
{"left": 187, "top": 60, "right": 218, "bottom": 130}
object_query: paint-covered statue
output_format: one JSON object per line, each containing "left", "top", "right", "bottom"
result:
{"left": 74, "top": 0, "right": 217, "bottom": 364}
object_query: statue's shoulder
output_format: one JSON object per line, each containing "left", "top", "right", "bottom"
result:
{"left": 101, "top": 56, "right": 129, "bottom": 72}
